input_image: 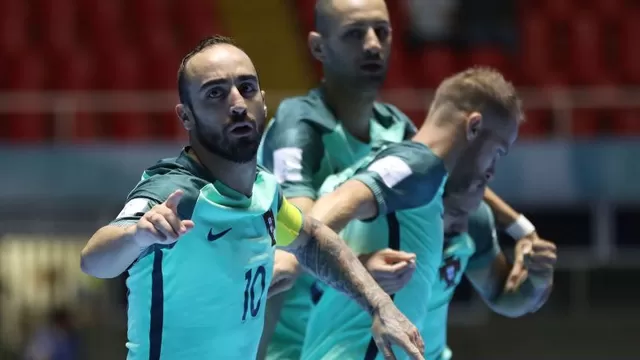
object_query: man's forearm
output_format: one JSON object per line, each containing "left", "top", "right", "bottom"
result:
{"left": 80, "top": 225, "right": 145, "bottom": 279}
{"left": 291, "top": 216, "right": 392, "bottom": 315}
{"left": 489, "top": 279, "right": 552, "bottom": 318}
{"left": 483, "top": 188, "right": 521, "bottom": 228}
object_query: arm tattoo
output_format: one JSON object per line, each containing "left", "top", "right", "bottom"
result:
{"left": 292, "top": 216, "right": 390, "bottom": 315}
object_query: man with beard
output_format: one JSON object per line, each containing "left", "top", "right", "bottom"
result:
{"left": 79, "top": 36, "right": 426, "bottom": 360}
{"left": 297, "top": 67, "right": 525, "bottom": 360}
{"left": 258, "top": 1, "right": 543, "bottom": 359}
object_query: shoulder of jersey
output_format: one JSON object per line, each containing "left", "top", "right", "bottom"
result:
{"left": 273, "top": 95, "right": 329, "bottom": 127}
{"left": 378, "top": 140, "right": 426, "bottom": 156}
{"left": 373, "top": 102, "right": 416, "bottom": 128}
{"left": 130, "top": 157, "right": 206, "bottom": 202}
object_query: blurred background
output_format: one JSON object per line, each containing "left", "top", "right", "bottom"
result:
{"left": 0, "top": 0, "right": 639, "bottom": 359}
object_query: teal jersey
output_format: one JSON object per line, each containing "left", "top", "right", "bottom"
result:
{"left": 424, "top": 201, "right": 501, "bottom": 360}
{"left": 302, "top": 141, "right": 447, "bottom": 360}
{"left": 113, "top": 148, "right": 284, "bottom": 360}
{"left": 257, "top": 88, "right": 415, "bottom": 359}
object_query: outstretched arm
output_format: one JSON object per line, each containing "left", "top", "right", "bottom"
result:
{"left": 484, "top": 188, "right": 537, "bottom": 239}
{"left": 275, "top": 197, "right": 425, "bottom": 359}
{"left": 463, "top": 202, "right": 555, "bottom": 318}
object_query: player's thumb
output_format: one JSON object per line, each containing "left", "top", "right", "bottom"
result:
{"left": 164, "top": 189, "right": 184, "bottom": 210}
{"left": 504, "top": 262, "right": 527, "bottom": 292}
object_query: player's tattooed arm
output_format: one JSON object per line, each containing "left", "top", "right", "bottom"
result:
{"left": 287, "top": 214, "right": 391, "bottom": 314}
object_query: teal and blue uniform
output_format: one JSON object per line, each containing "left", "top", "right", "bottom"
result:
{"left": 424, "top": 201, "right": 500, "bottom": 360}
{"left": 258, "top": 88, "right": 415, "bottom": 360}
{"left": 301, "top": 140, "right": 447, "bottom": 360}
{"left": 112, "top": 148, "right": 303, "bottom": 360}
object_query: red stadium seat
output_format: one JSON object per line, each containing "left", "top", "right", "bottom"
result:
{"left": 32, "top": 0, "right": 77, "bottom": 54}
{"left": 144, "top": 46, "right": 181, "bottom": 89}
{"left": 384, "top": 46, "right": 414, "bottom": 89}
{"left": 78, "top": 0, "right": 131, "bottom": 53}
{"left": 50, "top": 51, "right": 96, "bottom": 90}
{"left": 520, "top": 110, "right": 552, "bottom": 138}
{"left": 568, "top": 13, "right": 609, "bottom": 85}
{"left": 49, "top": 51, "right": 100, "bottom": 141}
{"left": 295, "top": 0, "right": 316, "bottom": 36}
{"left": 3, "top": 53, "right": 50, "bottom": 141}
{"left": 106, "top": 112, "right": 152, "bottom": 141}
{"left": 620, "top": 12, "right": 640, "bottom": 84}
{"left": 466, "top": 47, "right": 513, "bottom": 80}
{"left": 542, "top": 0, "right": 575, "bottom": 22}
{"left": 570, "top": 109, "right": 600, "bottom": 136}
{"left": 133, "top": 0, "right": 177, "bottom": 53}
{"left": 95, "top": 49, "right": 142, "bottom": 90}
{"left": 416, "top": 48, "right": 458, "bottom": 88}
{"left": 0, "top": 1, "right": 30, "bottom": 56}
{"left": 519, "top": 13, "right": 553, "bottom": 85}
{"left": 591, "top": 0, "right": 624, "bottom": 21}
{"left": 611, "top": 109, "right": 640, "bottom": 135}
{"left": 173, "top": 0, "right": 226, "bottom": 50}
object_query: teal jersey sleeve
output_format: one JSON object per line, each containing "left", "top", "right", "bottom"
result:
{"left": 466, "top": 201, "right": 501, "bottom": 270}
{"left": 259, "top": 100, "right": 326, "bottom": 200}
{"left": 350, "top": 141, "right": 447, "bottom": 217}
{"left": 111, "top": 161, "right": 204, "bottom": 226}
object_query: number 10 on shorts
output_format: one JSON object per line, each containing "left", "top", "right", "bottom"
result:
{"left": 242, "top": 265, "right": 266, "bottom": 322}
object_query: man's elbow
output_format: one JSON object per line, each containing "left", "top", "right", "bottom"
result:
{"left": 80, "top": 247, "right": 121, "bottom": 279}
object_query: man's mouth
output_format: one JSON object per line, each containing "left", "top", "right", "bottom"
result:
{"left": 360, "top": 62, "right": 384, "bottom": 73}
{"left": 228, "top": 121, "right": 255, "bottom": 136}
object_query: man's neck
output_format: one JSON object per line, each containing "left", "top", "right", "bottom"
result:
{"left": 188, "top": 145, "right": 256, "bottom": 197}
{"left": 443, "top": 211, "right": 469, "bottom": 234}
{"left": 321, "top": 77, "right": 377, "bottom": 142}
{"left": 412, "top": 120, "right": 466, "bottom": 172}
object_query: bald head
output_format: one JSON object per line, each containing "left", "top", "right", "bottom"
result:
{"left": 314, "top": 0, "right": 388, "bottom": 35}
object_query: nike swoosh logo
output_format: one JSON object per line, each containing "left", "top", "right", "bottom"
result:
{"left": 208, "top": 228, "right": 232, "bottom": 242}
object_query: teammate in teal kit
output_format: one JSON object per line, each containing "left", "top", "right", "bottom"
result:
{"left": 257, "top": 0, "right": 417, "bottom": 358}
{"left": 298, "top": 67, "right": 524, "bottom": 360}
{"left": 423, "top": 176, "right": 557, "bottom": 360}
{"left": 79, "top": 36, "right": 426, "bottom": 360}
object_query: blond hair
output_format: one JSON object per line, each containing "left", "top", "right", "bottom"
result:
{"left": 431, "top": 66, "right": 523, "bottom": 123}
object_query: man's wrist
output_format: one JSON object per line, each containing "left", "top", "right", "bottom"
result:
{"left": 505, "top": 214, "right": 536, "bottom": 240}
{"left": 367, "top": 292, "right": 393, "bottom": 316}
{"left": 126, "top": 224, "right": 147, "bottom": 250}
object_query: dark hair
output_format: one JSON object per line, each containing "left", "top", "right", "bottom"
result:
{"left": 177, "top": 35, "right": 236, "bottom": 106}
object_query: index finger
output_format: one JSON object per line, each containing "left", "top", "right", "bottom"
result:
{"left": 374, "top": 337, "right": 396, "bottom": 360}
{"left": 164, "top": 190, "right": 184, "bottom": 210}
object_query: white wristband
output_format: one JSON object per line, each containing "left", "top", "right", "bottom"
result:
{"left": 505, "top": 214, "right": 536, "bottom": 240}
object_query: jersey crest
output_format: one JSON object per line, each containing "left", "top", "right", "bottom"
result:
{"left": 439, "top": 256, "right": 461, "bottom": 288}
{"left": 263, "top": 209, "right": 277, "bottom": 246}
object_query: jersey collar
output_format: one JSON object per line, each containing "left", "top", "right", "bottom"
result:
{"left": 303, "top": 88, "right": 405, "bottom": 131}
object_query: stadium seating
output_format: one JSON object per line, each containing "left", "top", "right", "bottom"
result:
{"left": 0, "top": 0, "right": 638, "bottom": 141}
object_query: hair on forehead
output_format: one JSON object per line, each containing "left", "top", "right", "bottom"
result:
{"left": 431, "top": 66, "right": 524, "bottom": 123}
{"left": 177, "top": 35, "right": 238, "bottom": 106}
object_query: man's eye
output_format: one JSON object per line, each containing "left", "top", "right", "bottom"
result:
{"left": 207, "top": 88, "right": 224, "bottom": 98}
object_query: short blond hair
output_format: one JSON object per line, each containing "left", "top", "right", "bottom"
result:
{"left": 431, "top": 66, "right": 523, "bottom": 123}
